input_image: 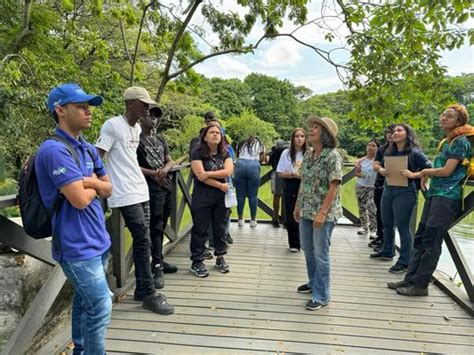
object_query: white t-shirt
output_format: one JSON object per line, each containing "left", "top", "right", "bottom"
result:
{"left": 238, "top": 141, "right": 263, "bottom": 160}
{"left": 356, "top": 157, "right": 377, "bottom": 187}
{"left": 276, "top": 149, "right": 304, "bottom": 174}
{"left": 96, "top": 115, "right": 149, "bottom": 208}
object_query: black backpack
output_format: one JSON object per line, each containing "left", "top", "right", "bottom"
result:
{"left": 269, "top": 142, "right": 290, "bottom": 170}
{"left": 18, "top": 135, "right": 81, "bottom": 239}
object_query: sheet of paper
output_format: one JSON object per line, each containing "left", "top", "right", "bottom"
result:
{"left": 385, "top": 155, "right": 408, "bottom": 187}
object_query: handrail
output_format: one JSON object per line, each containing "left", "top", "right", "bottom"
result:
{"left": 0, "top": 164, "right": 472, "bottom": 353}
{"left": 0, "top": 164, "right": 194, "bottom": 354}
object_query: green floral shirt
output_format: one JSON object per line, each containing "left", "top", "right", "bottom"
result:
{"left": 296, "top": 148, "right": 343, "bottom": 221}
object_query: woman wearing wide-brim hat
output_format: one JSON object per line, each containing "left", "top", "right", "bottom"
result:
{"left": 293, "top": 115, "right": 343, "bottom": 311}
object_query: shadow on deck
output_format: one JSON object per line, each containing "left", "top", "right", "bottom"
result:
{"left": 106, "top": 223, "right": 474, "bottom": 354}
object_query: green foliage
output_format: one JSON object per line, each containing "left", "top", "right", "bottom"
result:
{"left": 225, "top": 110, "right": 279, "bottom": 148}
{"left": 244, "top": 73, "right": 301, "bottom": 137}
{"left": 199, "top": 77, "right": 253, "bottom": 118}
{"left": 343, "top": 0, "right": 471, "bottom": 128}
{"left": 299, "top": 90, "right": 380, "bottom": 157}
{"left": 164, "top": 115, "right": 204, "bottom": 158}
{"left": 1, "top": 0, "right": 472, "bottom": 180}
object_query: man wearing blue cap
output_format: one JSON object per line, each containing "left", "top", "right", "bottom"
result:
{"left": 96, "top": 86, "right": 174, "bottom": 315}
{"left": 36, "top": 83, "right": 113, "bottom": 354}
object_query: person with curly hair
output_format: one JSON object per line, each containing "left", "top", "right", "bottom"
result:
{"left": 389, "top": 104, "right": 473, "bottom": 296}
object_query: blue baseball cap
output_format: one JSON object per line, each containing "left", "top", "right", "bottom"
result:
{"left": 47, "top": 83, "right": 103, "bottom": 113}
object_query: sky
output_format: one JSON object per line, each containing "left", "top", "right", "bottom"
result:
{"left": 169, "top": 1, "right": 474, "bottom": 95}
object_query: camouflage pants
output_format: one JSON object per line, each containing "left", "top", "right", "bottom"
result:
{"left": 355, "top": 185, "right": 377, "bottom": 233}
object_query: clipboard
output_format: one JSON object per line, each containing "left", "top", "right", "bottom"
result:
{"left": 385, "top": 156, "right": 408, "bottom": 187}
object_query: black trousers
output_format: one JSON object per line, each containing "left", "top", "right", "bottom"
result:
{"left": 374, "top": 186, "right": 384, "bottom": 242}
{"left": 190, "top": 188, "right": 229, "bottom": 263}
{"left": 404, "top": 196, "right": 461, "bottom": 288}
{"left": 283, "top": 179, "right": 300, "bottom": 249}
{"left": 119, "top": 202, "right": 155, "bottom": 299}
{"left": 149, "top": 186, "right": 172, "bottom": 267}
{"left": 284, "top": 193, "right": 300, "bottom": 249}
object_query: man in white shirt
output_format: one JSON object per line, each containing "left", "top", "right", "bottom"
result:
{"left": 96, "top": 86, "right": 174, "bottom": 315}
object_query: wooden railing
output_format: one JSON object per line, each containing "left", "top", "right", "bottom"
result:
{"left": 254, "top": 163, "right": 360, "bottom": 224}
{"left": 0, "top": 163, "right": 472, "bottom": 353}
{"left": 0, "top": 164, "right": 193, "bottom": 355}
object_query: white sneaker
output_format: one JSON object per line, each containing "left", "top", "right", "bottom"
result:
{"left": 289, "top": 248, "right": 300, "bottom": 253}
{"left": 250, "top": 220, "right": 257, "bottom": 228}
{"left": 369, "top": 232, "right": 377, "bottom": 239}
{"left": 238, "top": 219, "right": 244, "bottom": 227}
{"left": 357, "top": 229, "right": 369, "bottom": 236}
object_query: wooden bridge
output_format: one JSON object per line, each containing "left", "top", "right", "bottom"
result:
{"left": 103, "top": 223, "right": 474, "bottom": 354}
{"left": 1, "top": 164, "right": 473, "bottom": 354}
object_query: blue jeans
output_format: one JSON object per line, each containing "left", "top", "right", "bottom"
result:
{"left": 233, "top": 159, "right": 261, "bottom": 219}
{"left": 299, "top": 218, "right": 336, "bottom": 304}
{"left": 60, "top": 251, "right": 112, "bottom": 355}
{"left": 381, "top": 186, "right": 417, "bottom": 266}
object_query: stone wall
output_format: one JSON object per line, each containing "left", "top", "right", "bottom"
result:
{"left": 0, "top": 252, "right": 72, "bottom": 353}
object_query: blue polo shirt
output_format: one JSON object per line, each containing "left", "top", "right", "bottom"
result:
{"left": 35, "top": 128, "right": 111, "bottom": 262}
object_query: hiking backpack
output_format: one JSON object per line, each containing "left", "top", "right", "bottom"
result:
{"left": 18, "top": 135, "right": 81, "bottom": 239}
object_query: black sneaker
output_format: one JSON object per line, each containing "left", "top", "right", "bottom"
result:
{"left": 190, "top": 262, "right": 209, "bottom": 278}
{"left": 306, "top": 300, "right": 323, "bottom": 311}
{"left": 272, "top": 218, "right": 281, "bottom": 228}
{"left": 215, "top": 257, "right": 230, "bottom": 273}
{"left": 389, "top": 264, "right": 408, "bottom": 274}
{"left": 226, "top": 234, "right": 234, "bottom": 244}
{"left": 142, "top": 293, "right": 174, "bottom": 315}
{"left": 370, "top": 252, "right": 393, "bottom": 261}
{"left": 297, "top": 284, "right": 312, "bottom": 294}
{"left": 153, "top": 264, "right": 165, "bottom": 289}
{"left": 204, "top": 251, "right": 214, "bottom": 260}
{"left": 397, "top": 285, "right": 428, "bottom": 296}
{"left": 387, "top": 280, "right": 411, "bottom": 290}
{"left": 368, "top": 239, "right": 381, "bottom": 248}
{"left": 163, "top": 261, "right": 178, "bottom": 274}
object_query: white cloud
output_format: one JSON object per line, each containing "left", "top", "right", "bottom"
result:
{"left": 195, "top": 56, "right": 251, "bottom": 79}
{"left": 291, "top": 74, "right": 344, "bottom": 94}
{"left": 260, "top": 39, "right": 303, "bottom": 68}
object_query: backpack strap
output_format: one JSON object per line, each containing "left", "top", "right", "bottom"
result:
{"left": 45, "top": 135, "right": 82, "bottom": 217}
{"left": 436, "top": 138, "right": 448, "bottom": 153}
{"left": 48, "top": 135, "right": 81, "bottom": 167}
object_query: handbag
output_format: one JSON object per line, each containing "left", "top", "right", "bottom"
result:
{"left": 225, "top": 176, "right": 238, "bottom": 208}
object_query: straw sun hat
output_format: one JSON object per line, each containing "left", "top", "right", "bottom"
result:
{"left": 307, "top": 115, "right": 339, "bottom": 147}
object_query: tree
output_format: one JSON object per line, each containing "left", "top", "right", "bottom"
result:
{"left": 225, "top": 110, "right": 279, "bottom": 149}
{"left": 244, "top": 73, "right": 302, "bottom": 137}
{"left": 199, "top": 77, "right": 253, "bottom": 118}
{"left": 337, "top": 0, "right": 472, "bottom": 128}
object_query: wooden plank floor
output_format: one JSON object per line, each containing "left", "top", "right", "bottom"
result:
{"left": 108, "top": 224, "right": 474, "bottom": 354}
